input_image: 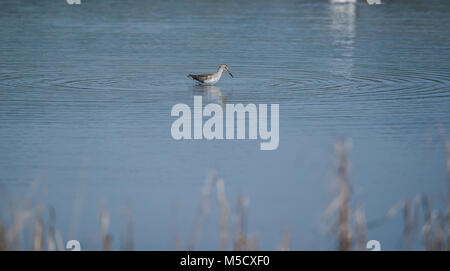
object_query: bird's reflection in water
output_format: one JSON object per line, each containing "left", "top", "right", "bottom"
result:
{"left": 191, "top": 85, "right": 229, "bottom": 105}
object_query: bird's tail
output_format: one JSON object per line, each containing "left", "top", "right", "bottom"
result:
{"left": 188, "top": 74, "right": 200, "bottom": 81}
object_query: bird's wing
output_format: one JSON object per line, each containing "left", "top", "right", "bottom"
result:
{"left": 188, "top": 73, "right": 213, "bottom": 83}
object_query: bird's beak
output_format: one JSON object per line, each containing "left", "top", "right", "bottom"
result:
{"left": 226, "top": 68, "right": 234, "bottom": 78}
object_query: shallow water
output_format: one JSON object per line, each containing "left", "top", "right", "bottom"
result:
{"left": 1, "top": 0, "right": 450, "bottom": 250}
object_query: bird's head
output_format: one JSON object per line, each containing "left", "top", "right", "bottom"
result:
{"left": 219, "top": 64, "right": 233, "bottom": 78}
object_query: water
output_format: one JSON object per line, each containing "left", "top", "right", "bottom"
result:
{"left": 1, "top": 0, "right": 450, "bottom": 250}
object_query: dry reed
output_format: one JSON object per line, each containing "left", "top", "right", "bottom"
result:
{"left": 0, "top": 139, "right": 449, "bottom": 250}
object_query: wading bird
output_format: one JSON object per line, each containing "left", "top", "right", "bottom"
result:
{"left": 188, "top": 64, "right": 233, "bottom": 85}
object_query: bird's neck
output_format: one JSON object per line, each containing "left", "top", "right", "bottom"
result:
{"left": 215, "top": 67, "right": 225, "bottom": 78}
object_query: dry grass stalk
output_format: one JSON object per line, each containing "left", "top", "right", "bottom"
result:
{"left": 10, "top": 210, "right": 33, "bottom": 250}
{"left": 233, "top": 196, "right": 253, "bottom": 250}
{"left": 100, "top": 209, "right": 112, "bottom": 251}
{"left": 355, "top": 206, "right": 366, "bottom": 250}
{"left": 403, "top": 200, "right": 417, "bottom": 250}
{"left": 277, "top": 228, "right": 291, "bottom": 251}
{"left": 188, "top": 173, "right": 215, "bottom": 250}
{"left": 120, "top": 206, "right": 134, "bottom": 251}
{"left": 445, "top": 140, "right": 450, "bottom": 250}
{"left": 47, "top": 207, "right": 56, "bottom": 251}
{"left": 421, "top": 196, "right": 433, "bottom": 250}
{"left": 216, "top": 178, "right": 229, "bottom": 250}
{"left": 33, "top": 217, "right": 43, "bottom": 251}
{"left": 188, "top": 172, "right": 231, "bottom": 250}
{"left": 335, "top": 140, "right": 352, "bottom": 251}
{"left": 0, "top": 223, "right": 7, "bottom": 251}
{"left": 432, "top": 217, "right": 445, "bottom": 251}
